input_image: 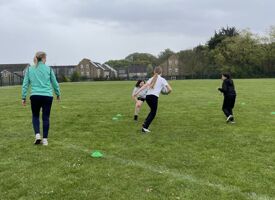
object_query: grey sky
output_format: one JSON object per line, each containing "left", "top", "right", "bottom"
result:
{"left": 0, "top": 0, "right": 274, "bottom": 65}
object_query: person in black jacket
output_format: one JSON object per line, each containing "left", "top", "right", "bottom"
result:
{"left": 218, "top": 73, "right": 236, "bottom": 123}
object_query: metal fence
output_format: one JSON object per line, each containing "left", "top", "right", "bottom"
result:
{"left": 0, "top": 73, "right": 23, "bottom": 87}
{"left": 0, "top": 70, "right": 250, "bottom": 87}
{"left": 0, "top": 73, "right": 221, "bottom": 87}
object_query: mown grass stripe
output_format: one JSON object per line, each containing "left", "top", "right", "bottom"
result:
{"left": 59, "top": 142, "right": 274, "bottom": 200}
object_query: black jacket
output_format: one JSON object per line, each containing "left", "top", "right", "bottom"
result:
{"left": 218, "top": 79, "right": 236, "bottom": 96}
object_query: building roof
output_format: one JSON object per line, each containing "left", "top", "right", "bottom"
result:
{"left": 0, "top": 63, "right": 30, "bottom": 73}
{"left": 93, "top": 62, "right": 106, "bottom": 71}
{"left": 99, "top": 63, "right": 108, "bottom": 71}
{"left": 78, "top": 58, "right": 117, "bottom": 74}
{"left": 102, "top": 64, "right": 117, "bottom": 73}
{"left": 51, "top": 65, "right": 76, "bottom": 69}
{"left": 78, "top": 59, "right": 104, "bottom": 70}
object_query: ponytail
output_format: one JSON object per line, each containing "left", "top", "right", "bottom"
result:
{"left": 149, "top": 73, "right": 158, "bottom": 89}
{"left": 33, "top": 51, "right": 46, "bottom": 67}
{"left": 149, "top": 66, "right": 162, "bottom": 89}
{"left": 33, "top": 56, "right": 38, "bottom": 67}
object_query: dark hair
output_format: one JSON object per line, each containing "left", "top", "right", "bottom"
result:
{"left": 135, "top": 80, "right": 145, "bottom": 87}
{"left": 222, "top": 73, "right": 231, "bottom": 79}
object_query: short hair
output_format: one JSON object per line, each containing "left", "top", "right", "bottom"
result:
{"left": 222, "top": 73, "right": 231, "bottom": 79}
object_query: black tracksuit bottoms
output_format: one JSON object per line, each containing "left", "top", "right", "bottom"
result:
{"left": 222, "top": 95, "right": 236, "bottom": 117}
{"left": 30, "top": 95, "right": 53, "bottom": 138}
{"left": 143, "top": 95, "right": 158, "bottom": 129}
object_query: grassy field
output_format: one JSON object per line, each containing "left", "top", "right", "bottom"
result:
{"left": 1, "top": 79, "right": 275, "bottom": 200}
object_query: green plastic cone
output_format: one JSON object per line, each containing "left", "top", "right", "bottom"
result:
{"left": 112, "top": 117, "right": 118, "bottom": 121}
{"left": 116, "top": 114, "right": 122, "bottom": 117}
{"left": 91, "top": 151, "right": 103, "bottom": 158}
{"left": 271, "top": 112, "right": 275, "bottom": 115}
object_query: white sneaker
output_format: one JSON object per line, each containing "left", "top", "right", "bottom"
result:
{"left": 34, "top": 134, "right": 41, "bottom": 145}
{"left": 42, "top": 138, "right": 48, "bottom": 146}
{"left": 226, "top": 115, "right": 233, "bottom": 122}
{"left": 142, "top": 128, "right": 151, "bottom": 133}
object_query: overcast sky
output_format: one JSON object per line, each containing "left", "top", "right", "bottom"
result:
{"left": 0, "top": 0, "right": 274, "bottom": 65}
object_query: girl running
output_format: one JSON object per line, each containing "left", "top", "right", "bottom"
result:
{"left": 132, "top": 80, "right": 147, "bottom": 121}
{"left": 134, "top": 67, "right": 172, "bottom": 133}
{"left": 218, "top": 73, "right": 237, "bottom": 123}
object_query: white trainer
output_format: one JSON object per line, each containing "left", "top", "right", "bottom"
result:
{"left": 226, "top": 115, "right": 233, "bottom": 122}
{"left": 34, "top": 134, "right": 41, "bottom": 145}
{"left": 42, "top": 138, "right": 48, "bottom": 146}
{"left": 142, "top": 128, "right": 151, "bottom": 133}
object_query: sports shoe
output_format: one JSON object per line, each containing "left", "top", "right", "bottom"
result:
{"left": 226, "top": 115, "right": 233, "bottom": 122}
{"left": 229, "top": 121, "right": 236, "bottom": 124}
{"left": 142, "top": 127, "right": 151, "bottom": 133}
{"left": 34, "top": 134, "right": 41, "bottom": 145}
{"left": 134, "top": 115, "right": 138, "bottom": 121}
{"left": 42, "top": 138, "right": 48, "bottom": 146}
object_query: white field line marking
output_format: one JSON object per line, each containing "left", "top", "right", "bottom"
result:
{"left": 59, "top": 142, "right": 274, "bottom": 200}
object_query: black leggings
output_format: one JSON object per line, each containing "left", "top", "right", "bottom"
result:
{"left": 143, "top": 95, "right": 158, "bottom": 129}
{"left": 30, "top": 95, "right": 53, "bottom": 138}
{"left": 222, "top": 95, "right": 236, "bottom": 118}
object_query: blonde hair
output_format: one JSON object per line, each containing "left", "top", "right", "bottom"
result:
{"left": 34, "top": 51, "right": 46, "bottom": 66}
{"left": 149, "top": 66, "right": 162, "bottom": 89}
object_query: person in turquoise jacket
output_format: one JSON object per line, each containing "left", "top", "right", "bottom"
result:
{"left": 22, "top": 51, "right": 61, "bottom": 146}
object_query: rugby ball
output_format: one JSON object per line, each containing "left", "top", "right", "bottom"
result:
{"left": 161, "top": 87, "right": 169, "bottom": 95}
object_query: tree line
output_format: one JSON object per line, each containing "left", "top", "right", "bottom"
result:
{"left": 105, "top": 26, "right": 275, "bottom": 78}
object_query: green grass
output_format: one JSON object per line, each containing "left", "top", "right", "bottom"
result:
{"left": 1, "top": 79, "right": 275, "bottom": 200}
